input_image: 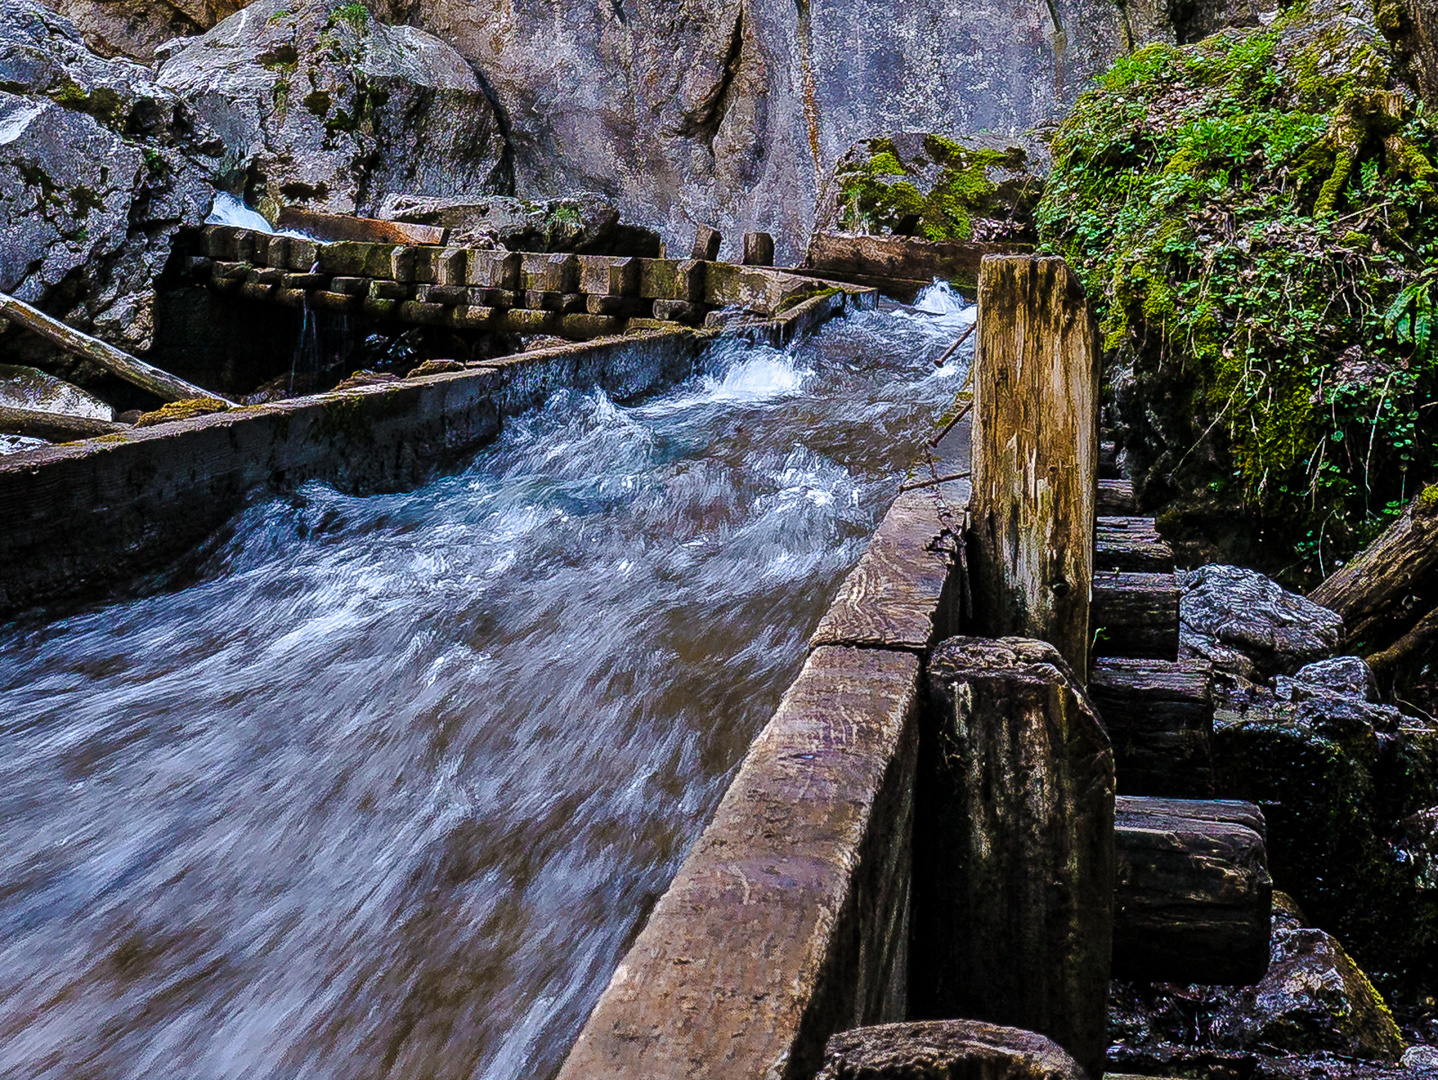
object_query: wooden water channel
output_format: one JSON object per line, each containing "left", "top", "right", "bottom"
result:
{"left": 554, "top": 256, "right": 1273, "bottom": 1080}
{"left": 0, "top": 236, "right": 1273, "bottom": 1077}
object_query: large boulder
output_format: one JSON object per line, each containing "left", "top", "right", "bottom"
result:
{"left": 812, "top": 132, "right": 1045, "bottom": 243}
{"left": 1180, "top": 565, "right": 1345, "bottom": 679}
{"left": 155, "top": 0, "right": 511, "bottom": 221}
{"left": 1211, "top": 927, "right": 1407, "bottom": 1060}
{"left": 0, "top": 0, "right": 216, "bottom": 354}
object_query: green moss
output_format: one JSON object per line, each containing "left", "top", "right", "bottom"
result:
{"left": 1036, "top": 0, "right": 1438, "bottom": 582}
{"left": 835, "top": 137, "right": 1015, "bottom": 242}
{"left": 327, "top": 2, "right": 369, "bottom": 30}
{"left": 1419, "top": 483, "right": 1438, "bottom": 508}
{"left": 46, "top": 80, "right": 126, "bottom": 128}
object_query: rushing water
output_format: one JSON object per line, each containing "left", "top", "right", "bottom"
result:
{"left": 0, "top": 287, "right": 974, "bottom": 1080}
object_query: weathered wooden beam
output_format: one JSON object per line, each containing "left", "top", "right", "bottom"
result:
{"left": 1310, "top": 484, "right": 1438, "bottom": 649}
{"left": 1089, "top": 657, "right": 1213, "bottom": 797}
{"left": 0, "top": 291, "right": 234, "bottom": 406}
{"left": 1096, "top": 516, "right": 1174, "bottom": 573}
{"left": 0, "top": 404, "right": 129, "bottom": 442}
{"left": 742, "top": 231, "right": 775, "bottom": 266}
{"left": 691, "top": 224, "right": 722, "bottom": 260}
{"left": 273, "top": 206, "right": 445, "bottom": 245}
{"left": 818, "top": 1020, "right": 1085, "bottom": 1080}
{"left": 1092, "top": 570, "right": 1180, "bottom": 660}
{"left": 968, "top": 256, "right": 1100, "bottom": 674}
{"left": 1098, "top": 477, "right": 1137, "bottom": 514}
{"left": 1114, "top": 796, "right": 1272, "bottom": 985}
{"left": 914, "top": 636, "right": 1113, "bottom": 1080}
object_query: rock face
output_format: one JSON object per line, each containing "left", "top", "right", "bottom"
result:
{"left": 46, "top": 0, "right": 248, "bottom": 62}
{"left": 155, "top": 0, "right": 510, "bottom": 221}
{"left": 0, "top": 0, "right": 216, "bottom": 353}
{"left": 1180, "top": 565, "right": 1344, "bottom": 679}
{"left": 376, "top": 192, "right": 660, "bottom": 254}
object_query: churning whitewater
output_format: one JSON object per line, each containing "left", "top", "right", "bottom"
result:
{"left": 0, "top": 288, "right": 973, "bottom": 1080}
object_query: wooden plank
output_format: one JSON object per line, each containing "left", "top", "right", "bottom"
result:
{"left": 0, "top": 404, "right": 128, "bottom": 442}
{"left": 274, "top": 206, "right": 445, "bottom": 245}
{"left": 1096, "top": 516, "right": 1174, "bottom": 572}
{"left": 1092, "top": 570, "right": 1180, "bottom": 660}
{"left": 556, "top": 646, "right": 921, "bottom": 1080}
{"left": 1090, "top": 658, "right": 1213, "bottom": 798}
{"left": 968, "top": 255, "right": 1100, "bottom": 674}
{"left": 1114, "top": 799, "right": 1272, "bottom": 985}
{"left": 0, "top": 291, "right": 234, "bottom": 406}
{"left": 1098, "top": 477, "right": 1136, "bottom": 514}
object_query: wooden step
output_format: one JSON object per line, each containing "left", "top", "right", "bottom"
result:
{"left": 1097, "top": 477, "right": 1136, "bottom": 514}
{"left": 1090, "top": 658, "right": 1213, "bottom": 798}
{"left": 1091, "top": 570, "right": 1179, "bottom": 660}
{"left": 1114, "top": 796, "right": 1272, "bottom": 985}
{"left": 1096, "top": 516, "right": 1174, "bottom": 573}
{"left": 1099, "top": 439, "right": 1121, "bottom": 479}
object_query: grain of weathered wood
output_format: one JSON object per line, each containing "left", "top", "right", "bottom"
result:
{"left": 1098, "top": 477, "right": 1137, "bottom": 514}
{"left": 968, "top": 256, "right": 1100, "bottom": 674}
{"left": 0, "top": 291, "right": 234, "bottom": 406}
{"left": 914, "top": 636, "right": 1114, "bottom": 1080}
{"left": 0, "top": 405, "right": 129, "bottom": 442}
{"left": 1096, "top": 516, "right": 1174, "bottom": 573}
{"left": 555, "top": 646, "right": 921, "bottom": 1080}
{"left": 1092, "top": 570, "right": 1180, "bottom": 660}
{"left": 1090, "top": 657, "right": 1213, "bottom": 797}
{"left": 1115, "top": 794, "right": 1266, "bottom": 839}
{"left": 1114, "top": 799, "right": 1272, "bottom": 985}
{"left": 1310, "top": 484, "right": 1438, "bottom": 648}
{"left": 812, "top": 416, "right": 969, "bottom": 651}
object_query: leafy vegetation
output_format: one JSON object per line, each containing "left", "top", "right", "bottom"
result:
{"left": 1036, "top": 0, "right": 1438, "bottom": 583}
{"left": 326, "top": 2, "right": 370, "bottom": 31}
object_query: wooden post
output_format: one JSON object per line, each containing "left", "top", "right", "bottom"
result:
{"left": 968, "top": 256, "right": 1099, "bottom": 676}
{"left": 691, "top": 224, "right": 722, "bottom": 261}
{"left": 913, "top": 636, "right": 1113, "bottom": 1080}
{"left": 742, "top": 232, "right": 775, "bottom": 266}
{"left": 0, "top": 292, "right": 235, "bottom": 406}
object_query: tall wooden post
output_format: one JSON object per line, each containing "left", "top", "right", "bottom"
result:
{"left": 968, "top": 256, "right": 1099, "bottom": 675}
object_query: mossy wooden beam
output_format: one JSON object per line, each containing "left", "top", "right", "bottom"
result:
{"left": 0, "top": 291, "right": 235, "bottom": 406}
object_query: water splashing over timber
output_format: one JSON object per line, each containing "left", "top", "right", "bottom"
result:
{"left": 0, "top": 289, "right": 975, "bottom": 1080}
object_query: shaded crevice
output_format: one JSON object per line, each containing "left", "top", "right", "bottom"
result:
{"left": 673, "top": 5, "right": 745, "bottom": 147}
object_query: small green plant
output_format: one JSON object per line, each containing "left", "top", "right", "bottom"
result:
{"left": 327, "top": 2, "right": 369, "bottom": 30}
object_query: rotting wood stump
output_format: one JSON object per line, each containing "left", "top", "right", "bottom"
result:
{"left": 1113, "top": 796, "right": 1272, "bottom": 985}
{"left": 817, "top": 1019, "right": 1085, "bottom": 1080}
{"left": 913, "top": 636, "right": 1114, "bottom": 1080}
{"left": 968, "top": 256, "right": 1100, "bottom": 675}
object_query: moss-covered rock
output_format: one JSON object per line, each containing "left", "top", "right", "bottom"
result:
{"left": 1037, "top": 0, "right": 1438, "bottom": 585}
{"left": 818, "top": 132, "right": 1044, "bottom": 243}
{"left": 1214, "top": 708, "right": 1438, "bottom": 1005}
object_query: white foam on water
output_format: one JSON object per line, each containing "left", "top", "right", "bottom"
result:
{"left": 913, "top": 278, "right": 971, "bottom": 316}
{"left": 206, "top": 192, "right": 274, "bottom": 233}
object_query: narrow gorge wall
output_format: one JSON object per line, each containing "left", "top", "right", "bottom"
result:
{"left": 38, "top": 0, "right": 1273, "bottom": 261}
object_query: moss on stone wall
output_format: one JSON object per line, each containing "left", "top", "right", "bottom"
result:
{"left": 1037, "top": 0, "right": 1438, "bottom": 582}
